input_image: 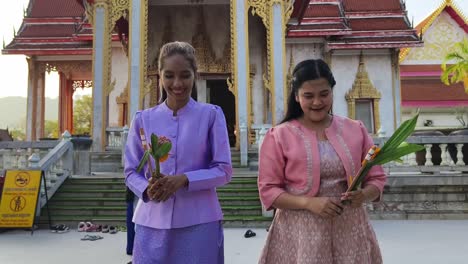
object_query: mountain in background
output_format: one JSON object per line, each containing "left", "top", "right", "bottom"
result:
{"left": 0, "top": 96, "right": 58, "bottom": 129}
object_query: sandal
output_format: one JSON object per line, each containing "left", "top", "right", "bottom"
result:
{"left": 102, "top": 225, "right": 110, "bottom": 233}
{"left": 77, "top": 222, "right": 87, "bottom": 232}
{"left": 244, "top": 229, "right": 256, "bottom": 238}
{"left": 80, "top": 235, "right": 103, "bottom": 241}
{"left": 109, "top": 226, "right": 118, "bottom": 234}
{"left": 85, "top": 222, "right": 102, "bottom": 232}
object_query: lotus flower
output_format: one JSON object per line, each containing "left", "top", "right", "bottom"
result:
{"left": 136, "top": 129, "right": 172, "bottom": 180}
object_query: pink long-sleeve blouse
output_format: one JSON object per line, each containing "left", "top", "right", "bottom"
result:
{"left": 258, "top": 115, "right": 387, "bottom": 210}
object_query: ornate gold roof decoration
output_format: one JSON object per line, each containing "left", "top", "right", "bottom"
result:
{"left": 345, "top": 54, "right": 381, "bottom": 133}
{"left": 345, "top": 55, "right": 381, "bottom": 101}
{"left": 192, "top": 17, "right": 231, "bottom": 74}
{"left": 399, "top": 0, "right": 468, "bottom": 62}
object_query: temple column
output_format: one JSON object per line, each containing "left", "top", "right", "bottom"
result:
{"left": 231, "top": 0, "right": 250, "bottom": 166}
{"left": 26, "top": 57, "right": 37, "bottom": 141}
{"left": 128, "top": 0, "right": 148, "bottom": 120}
{"left": 249, "top": 0, "right": 292, "bottom": 125}
{"left": 67, "top": 80, "right": 74, "bottom": 133}
{"left": 59, "top": 73, "right": 74, "bottom": 134}
{"left": 91, "top": 0, "right": 112, "bottom": 151}
{"left": 392, "top": 50, "right": 402, "bottom": 129}
{"left": 270, "top": 1, "right": 289, "bottom": 124}
{"left": 35, "top": 71, "right": 45, "bottom": 139}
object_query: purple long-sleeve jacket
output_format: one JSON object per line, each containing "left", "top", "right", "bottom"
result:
{"left": 124, "top": 98, "right": 232, "bottom": 229}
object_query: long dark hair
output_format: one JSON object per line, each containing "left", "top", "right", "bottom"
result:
{"left": 280, "top": 59, "right": 336, "bottom": 124}
{"left": 158, "top": 41, "right": 198, "bottom": 103}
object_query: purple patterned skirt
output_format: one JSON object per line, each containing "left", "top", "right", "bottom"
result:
{"left": 133, "top": 221, "right": 224, "bottom": 264}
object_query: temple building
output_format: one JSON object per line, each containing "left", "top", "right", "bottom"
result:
{"left": 2, "top": 0, "right": 421, "bottom": 164}
{"left": 400, "top": 0, "right": 468, "bottom": 130}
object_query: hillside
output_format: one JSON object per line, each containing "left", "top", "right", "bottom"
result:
{"left": 0, "top": 96, "right": 58, "bottom": 129}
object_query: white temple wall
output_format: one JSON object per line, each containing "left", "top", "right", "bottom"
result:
{"left": 331, "top": 51, "right": 396, "bottom": 134}
{"left": 109, "top": 46, "right": 128, "bottom": 127}
{"left": 286, "top": 41, "right": 324, "bottom": 68}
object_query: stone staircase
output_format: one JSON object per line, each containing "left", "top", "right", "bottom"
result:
{"left": 39, "top": 169, "right": 272, "bottom": 228}
{"left": 40, "top": 149, "right": 468, "bottom": 228}
{"left": 369, "top": 174, "right": 468, "bottom": 220}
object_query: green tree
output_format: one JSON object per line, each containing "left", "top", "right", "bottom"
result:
{"left": 44, "top": 120, "right": 59, "bottom": 138}
{"left": 73, "top": 95, "right": 92, "bottom": 135}
{"left": 9, "top": 128, "right": 25, "bottom": 141}
{"left": 441, "top": 38, "right": 468, "bottom": 93}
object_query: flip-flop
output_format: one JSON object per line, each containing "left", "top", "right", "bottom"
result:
{"left": 81, "top": 235, "right": 103, "bottom": 241}
{"left": 118, "top": 225, "right": 127, "bottom": 232}
{"left": 244, "top": 229, "right": 256, "bottom": 238}
{"left": 81, "top": 235, "right": 93, "bottom": 241}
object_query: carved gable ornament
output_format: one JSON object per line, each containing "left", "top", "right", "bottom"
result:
{"left": 345, "top": 55, "right": 381, "bottom": 133}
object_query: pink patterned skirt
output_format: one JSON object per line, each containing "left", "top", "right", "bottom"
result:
{"left": 259, "top": 141, "right": 382, "bottom": 264}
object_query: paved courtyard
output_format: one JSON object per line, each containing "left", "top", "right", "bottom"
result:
{"left": 0, "top": 220, "right": 467, "bottom": 264}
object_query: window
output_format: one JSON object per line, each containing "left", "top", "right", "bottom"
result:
{"left": 355, "top": 99, "right": 374, "bottom": 134}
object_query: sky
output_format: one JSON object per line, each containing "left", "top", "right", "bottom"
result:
{"left": 0, "top": 0, "right": 467, "bottom": 99}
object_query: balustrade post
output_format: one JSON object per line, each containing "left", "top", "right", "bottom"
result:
{"left": 62, "top": 130, "right": 72, "bottom": 141}
{"left": 239, "top": 123, "right": 248, "bottom": 167}
{"left": 456, "top": 144, "right": 465, "bottom": 166}
{"left": 110, "top": 131, "right": 116, "bottom": 147}
{"left": 28, "top": 151, "right": 41, "bottom": 169}
{"left": 408, "top": 152, "right": 418, "bottom": 166}
{"left": 121, "top": 125, "right": 129, "bottom": 167}
{"left": 424, "top": 144, "right": 433, "bottom": 166}
{"left": 440, "top": 144, "right": 449, "bottom": 166}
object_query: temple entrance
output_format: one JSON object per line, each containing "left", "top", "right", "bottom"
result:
{"left": 207, "top": 80, "right": 236, "bottom": 147}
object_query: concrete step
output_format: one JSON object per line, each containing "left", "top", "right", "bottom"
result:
{"left": 383, "top": 193, "right": 468, "bottom": 202}
{"left": 217, "top": 188, "right": 259, "bottom": 197}
{"left": 369, "top": 210, "right": 468, "bottom": 220}
{"left": 371, "top": 200, "right": 468, "bottom": 212}
{"left": 48, "top": 197, "right": 126, "bottom": 207}
{"left": 386, "top": 175, "right": 468, "bottom": 186}
{"left": 53, "top": 190, "right": 125, "bottom": 198}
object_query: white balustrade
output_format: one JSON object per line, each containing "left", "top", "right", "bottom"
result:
{"left": 440, "top": 144, "right": 449, "bottom": 166}
{"left": 456, "top": 144, "right": 465, "bottom": 166}
{"left": 424, "top": 144, "right": 433, "bottom": 166}
{"left": 106, "top": 127, "right": 124, "bottom": 149}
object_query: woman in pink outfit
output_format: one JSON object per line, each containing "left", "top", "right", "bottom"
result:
{"left": 258, "top": 59, "right": 386, "bottom": 264}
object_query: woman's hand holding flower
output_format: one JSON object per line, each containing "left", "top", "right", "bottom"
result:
{"left": 341, "top": 190, "right": 366, "bottom": 208}
{"left": 306, "top": 197, "right": 344, "bottom": 218}
{"left": 149, "top": 174, "right": 188, "bottom": 202}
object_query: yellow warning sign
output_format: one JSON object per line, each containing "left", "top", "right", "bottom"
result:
{"left": 0, "top": 170, "right": 42, "bottom": 228}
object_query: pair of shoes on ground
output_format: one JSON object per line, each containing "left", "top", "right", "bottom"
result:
{"left": 50, "top": 224, "right": 70, "bottom": 233}
{"left": 80, "top": 234, "right": 103, "bottom": 241}
{"left": 78, "top": 222, "right": 102, "bottom": 232}
{"left": 101, "top": 224, "right": 119, "bottom": 234}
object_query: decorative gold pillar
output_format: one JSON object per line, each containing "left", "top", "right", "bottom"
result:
{"left": 90, "top": 0, "right": 113, "bottom": 151}
{"left": 249, "top": 0, "right": 293, "bottom": 125}
{"left": 128, "top": 0, "right": 148, "bottom": 121}
{"left": 230, "top": 0, "right": 250, "bottom": 165}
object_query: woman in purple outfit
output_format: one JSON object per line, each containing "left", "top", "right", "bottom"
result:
{"left": 124, "top": 41, "right": 232, "bottom": 264}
